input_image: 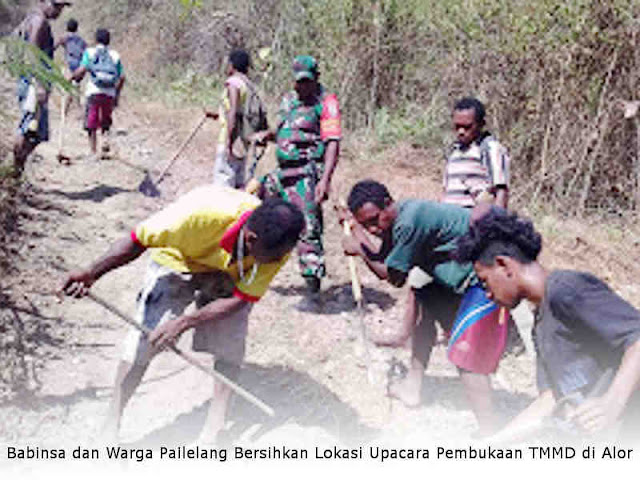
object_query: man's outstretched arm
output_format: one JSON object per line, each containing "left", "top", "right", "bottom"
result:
{"left": 343, "top": 233, "right": 388, "bottom": 280}
{"left": 342, "top": 234, "right": 408, "bottom": 286}
{"left": 61, "top": 235, "right": 146, "bottom": 297}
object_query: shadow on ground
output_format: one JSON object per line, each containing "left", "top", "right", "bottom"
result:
{"left": 416, "top": 374, "right": 535, "bottom": 415}
{"left": 45, "top": 184, "right": 132, "bottom": 203}
{"left": 0, "top": 291, "right": 67, "bottom": 403}
{"left": 125, "top": 362, "right": 379, "bottom": 448}
{"left": 271, "top": 283, "right": 396, "bottom": 315}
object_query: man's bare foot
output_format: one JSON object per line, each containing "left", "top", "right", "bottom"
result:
{"left": 387, "top": 376, "right": 421, "bottom": 407}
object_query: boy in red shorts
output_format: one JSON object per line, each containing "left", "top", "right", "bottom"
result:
{"left": 68, "top": 28, "right": 125, "bottom": 160}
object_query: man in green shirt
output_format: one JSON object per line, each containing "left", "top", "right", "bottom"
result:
{"left": 341, "top": 180, "right": 505, "bottom": 435}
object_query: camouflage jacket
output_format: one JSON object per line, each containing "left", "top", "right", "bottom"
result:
{"left": 275, "top": 84, "right": 341, "bottom": 166}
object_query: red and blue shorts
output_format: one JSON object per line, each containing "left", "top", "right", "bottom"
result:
{"left": 447, "top": 285, "right": 508, "bottom": 374}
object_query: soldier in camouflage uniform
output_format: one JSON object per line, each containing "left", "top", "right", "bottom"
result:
{"left": 254, "top": 56, "right": 342, "bottom": 293}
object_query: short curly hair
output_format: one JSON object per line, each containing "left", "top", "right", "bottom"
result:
{"left": 455, "top": 207, "right": 542, "bottom": 265}
{"left": 247, "top": 198, "right": 304, "bottom": 252}
{"left": 347, "top": 180, "right": 392, "bottom": 213}
{"left": 454, "top": 97, "right": 486, "bottom": 126}
{"left": 229, "top": 49, "right": 250, "bottom": 74}
{"left": 95, "top": 28, "right": 110, "bottom": 46}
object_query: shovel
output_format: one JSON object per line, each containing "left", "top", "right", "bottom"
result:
{"left": 56, "top": 93, "right": 71, "bottom": 165}
{"left": 138, "top": 115, "right": 208, "bottom": 197}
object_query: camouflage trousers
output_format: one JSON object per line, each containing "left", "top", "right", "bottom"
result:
{"left": 260, "top": 162, "right": 325, "bottom": 279}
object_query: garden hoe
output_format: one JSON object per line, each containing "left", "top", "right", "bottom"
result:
{"left": 138, "top": 114, "right": 208, "bottom": 197}
{"left": 75, "top": 288, "right": 275, "bottom": 418}
{"left": 54, "top": 258, "right": 275, "bottom": 416}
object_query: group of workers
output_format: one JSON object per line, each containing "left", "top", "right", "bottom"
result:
{"left": 10, "top": 1, "right": 640, "bottom": 447}
{"left": 12, "top": 0, "right": 124, "bottom": 176}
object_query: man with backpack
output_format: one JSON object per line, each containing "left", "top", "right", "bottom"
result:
{"left": 68, "top": 28, "right": 125, "bottom": 160}
{"left": 54, "top": 17, "right": 86, "bottom": 112}
{"left": 55, "top": 18, "right": 86, "bottom": 76}
{"left": 209, "top": 49, "right": 267, "bottom": 189}
{"left": 12, "top": 0, "right": 71, "bottom": 178}
{"left": 252, "top": 55, "right": 342, "bottom": 295}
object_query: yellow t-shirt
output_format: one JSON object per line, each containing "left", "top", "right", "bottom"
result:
{"left": 217, "top": 74, "right": 249, "bottom": 148}
{"left": 133, "top": 185, "right": 287, "bottom": 302}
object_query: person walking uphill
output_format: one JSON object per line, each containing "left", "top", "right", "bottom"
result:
{"left": 61, "top": 186, "right": 304, "bottom": 443}
{"left": 253, "top": 55, "right": 342, "bottom": 294}
{"left": 55, "top": 18, "right": 86, "bottom": 75}
{"left": 54, "top": 17, "right": 86, "bottom": 112}
{"left": 68, "top": 28, "right": 125, "bottom": 161}
{"left": 12, "top": 0, "right": 71, "bottom": 178}
{"left": 340, "top": 180, "right": 507, "bottom": 435}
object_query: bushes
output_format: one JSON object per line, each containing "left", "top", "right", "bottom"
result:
{"left": 168, "top": 0, "right": 640, "bottom": 215}
{"left": 6, "top": 0, "right": 640, "bottom": 214}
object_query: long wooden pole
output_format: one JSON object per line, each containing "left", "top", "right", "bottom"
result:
{"left": 155, "top": 115, "right": 208, "bottom": 183}
{"left": 85, "top": 291, "right": 275, "bottom": 417}
{"left": 342, "top": 220, "right": 374, "bottom": 383}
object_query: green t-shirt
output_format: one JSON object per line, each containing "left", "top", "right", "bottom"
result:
{"left": 385, "top": 200, "right": 475, "bottom": 293}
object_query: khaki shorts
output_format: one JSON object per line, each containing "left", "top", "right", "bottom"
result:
{"left": 122, "top": 260, "right": 252, "bottom": 366}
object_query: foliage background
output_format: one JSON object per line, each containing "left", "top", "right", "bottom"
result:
{"left": 3, "top": 0, "right": 640, "bottom": 215}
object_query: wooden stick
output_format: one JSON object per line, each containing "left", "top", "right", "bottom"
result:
{"left": 56, "top": 93, "right": 70, "bottom": 164}
{"left": 343, "top": 221, "right": 363, "bottom": 306}
{"left": 155, "top": 115, "right": 208, "bottom": 183}
{"left": 85, "top": 291, "right": 275, "bottom": 417}
{"left": 342, "top": 219, "right": 374, "bottom": 383}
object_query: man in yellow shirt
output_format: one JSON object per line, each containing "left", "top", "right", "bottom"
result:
{"left": 62, "top": 185, "right": 304, "bottom": 443}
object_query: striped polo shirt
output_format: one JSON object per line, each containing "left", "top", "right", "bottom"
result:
{"left": 442, "top": 133, "right": 510, "bottom": 208}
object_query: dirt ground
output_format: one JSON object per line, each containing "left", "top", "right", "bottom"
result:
{"left": 1, "top": 91, "right": 638, "bottom": 458}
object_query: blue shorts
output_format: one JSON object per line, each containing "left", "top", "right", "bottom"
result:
{"left": 17, "top": 76, "right": 49, "bottom": 146}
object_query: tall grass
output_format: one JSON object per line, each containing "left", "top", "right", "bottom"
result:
{"left": 5, "top": 0, "right": 640, "bottom": 215}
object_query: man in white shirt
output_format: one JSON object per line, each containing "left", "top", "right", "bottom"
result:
{"left": 68, "top": 28, "right": 125, "bottom": 159}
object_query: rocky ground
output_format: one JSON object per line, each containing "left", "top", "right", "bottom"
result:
{"left": 1, "top": 91, "right": 639, "bottom": 468}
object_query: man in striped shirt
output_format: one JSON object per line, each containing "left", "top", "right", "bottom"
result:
{"left": 442, "top": 97, "right": 510, "bottom": 209}
{"left": 442, "top": 97, "right": 529, "bottom": 358}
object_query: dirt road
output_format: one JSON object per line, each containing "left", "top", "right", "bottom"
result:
{"left": 0, "top": 95, "right": 537, "bottom": 454}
